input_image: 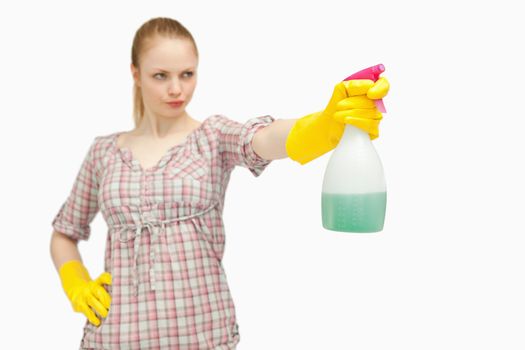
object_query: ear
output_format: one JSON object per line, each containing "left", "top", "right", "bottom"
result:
{"left": 130, "top": 63, "right": 141, "bottom": 87}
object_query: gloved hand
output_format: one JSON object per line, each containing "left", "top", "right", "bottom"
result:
{"left": 59, "top": 260, "right": 112, "bottom": 327}
{"left": 285, "top": 77, "right": 390, "bottom": 165}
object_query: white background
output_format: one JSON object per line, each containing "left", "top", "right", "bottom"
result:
{"left": 1, "top": 0, "right": 524, "bottom": 349}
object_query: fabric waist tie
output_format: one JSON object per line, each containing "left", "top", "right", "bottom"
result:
{"left": 108, "top": 201, "right": 219, "bottom": 297}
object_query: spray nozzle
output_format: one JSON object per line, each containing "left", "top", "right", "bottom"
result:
{"left": 343, "top": 64, "right": 387, "bottom": 113}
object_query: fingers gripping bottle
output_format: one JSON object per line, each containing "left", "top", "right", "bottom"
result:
{"left": 321, "top": 64, "right": 387, "bottom": 233}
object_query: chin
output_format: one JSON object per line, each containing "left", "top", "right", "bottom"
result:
{"left": 165, "top": 111, "right": 186, "bottom": 118}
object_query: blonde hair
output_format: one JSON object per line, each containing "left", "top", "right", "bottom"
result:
{"left": 131, "top": 17, "right": 199, "bottom": 127}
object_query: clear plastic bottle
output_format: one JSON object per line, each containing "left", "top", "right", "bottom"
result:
{"left": 321, "top": 64, "right": 387, "bottom": 233}
{"left": 321, "top": 124, "right": 387, "bottom": 232}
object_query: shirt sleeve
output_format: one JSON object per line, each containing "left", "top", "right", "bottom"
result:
{"left": 51, "top": 137, "right": 100, "bottom": 241}
{"left": 215, "top": 114, "right": 275, "bottom": 177}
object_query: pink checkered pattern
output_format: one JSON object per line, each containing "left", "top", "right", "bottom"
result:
{"left": 52, "top": 114, "right": 274, "bottom": 349}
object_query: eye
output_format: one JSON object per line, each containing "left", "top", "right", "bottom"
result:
{"left": 154, "top": 71, "right": 193, "bottom": 80}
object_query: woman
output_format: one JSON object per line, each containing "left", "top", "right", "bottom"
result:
{"left": 49, "top": 17, "right": 389, "bottom": 350}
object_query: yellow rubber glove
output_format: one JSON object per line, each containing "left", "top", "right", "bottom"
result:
{"left": 59, "top": 260, "right": 112, "bottom": 326}
{"left": 285, "top": 77, "right": 390, "bottom": 165}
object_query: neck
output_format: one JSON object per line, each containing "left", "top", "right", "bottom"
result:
{"left": 136, "top": 111, "right": 193, "bottom": 139}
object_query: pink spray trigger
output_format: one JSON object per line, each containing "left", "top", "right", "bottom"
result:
{"left": 374, "top": 99, "right": 386, "bottom": 113}
{"left": 343, "top": 64, "right": 387, "bottom": 113}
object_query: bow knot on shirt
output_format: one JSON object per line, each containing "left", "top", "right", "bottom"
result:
{"left": 109, "top": 201, "right": 219, "bottom": 296}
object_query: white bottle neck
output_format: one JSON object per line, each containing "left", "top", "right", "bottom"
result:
{"left": 339, "top": 124, "right": 371, "bottom": 146}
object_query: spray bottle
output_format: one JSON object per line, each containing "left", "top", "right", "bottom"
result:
{"left": 321, "top": 64, "right": 387, "bottom": 233}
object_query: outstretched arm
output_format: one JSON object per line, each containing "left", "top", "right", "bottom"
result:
{"left": 271, "top": 76, "right": 390, "bottom": 165}
{"left": 251, "top": 118, "right": 297, "bottom": 161}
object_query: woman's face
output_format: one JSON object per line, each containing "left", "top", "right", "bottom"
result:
{"left": 131, "top": 36, "right": 198, "bottom": 120}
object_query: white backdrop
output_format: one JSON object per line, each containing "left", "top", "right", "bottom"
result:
{"left": 1, "top": 0, "right": 524, "bottom": 349}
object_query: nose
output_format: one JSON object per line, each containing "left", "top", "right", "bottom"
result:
{"left": 168, "top": 78, "right": 182, "bottom": 96}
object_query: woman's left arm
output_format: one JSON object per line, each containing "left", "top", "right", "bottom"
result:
{"left": 251, "top": 118, "right": 298, "bottom": 161}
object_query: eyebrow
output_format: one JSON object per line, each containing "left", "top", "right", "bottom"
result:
{"left": 153, "top": 67, "right": 195, "bottom": 73}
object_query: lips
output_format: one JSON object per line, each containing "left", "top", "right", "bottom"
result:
{"left": 167, "top": 101, "right": 184, "bottom": 107}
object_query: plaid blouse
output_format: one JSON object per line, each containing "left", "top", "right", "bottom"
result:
{"left": 52, "top": 114, "right": 275, "bottom": 350}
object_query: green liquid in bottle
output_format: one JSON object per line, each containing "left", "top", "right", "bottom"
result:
{"left": 322, "top": 192, "right": 387, "bottom": 233}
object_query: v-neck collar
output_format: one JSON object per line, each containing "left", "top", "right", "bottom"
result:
{"left": 112, "top": 117, "right": 208, "bottom": 173}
